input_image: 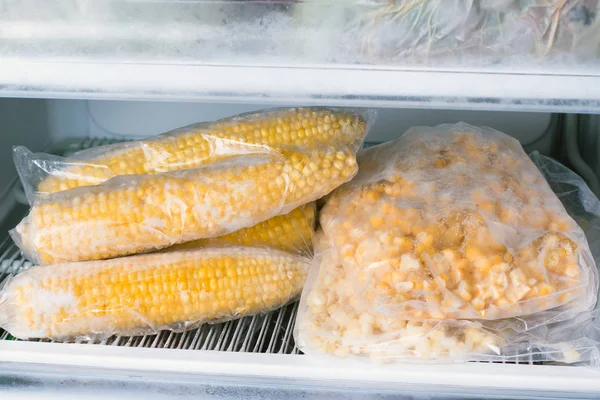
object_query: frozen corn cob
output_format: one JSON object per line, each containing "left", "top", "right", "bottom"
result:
{"left": 320, "top": 123, "right": 596, "bottom": 321}
{"left": 170, "top": 203, "right": 316, "bottom": 254}
{"left": 0, "top": 246, "right": 311, "bottom": 340}
{"left": 14, "top": 148, "right": 353, "bottom": 264}
{"left": 20, "top": 108, "right": 368, "bottom": 195}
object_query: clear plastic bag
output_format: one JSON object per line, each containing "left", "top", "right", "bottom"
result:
{"left": 320, "top": 123, "right": 598, "bottom": 321}
{"left": 355, "top": 0, "right": 600, "bottom": 66}
{"left": 295, "top": 231, "right": 600, "bottom": 365}
{"left": 12, "top": 108, "right": 371, "bottom": 265}
{"left": 295, "top": 232, "right": 503, "bottom": 362}
{"left": 15, "top": 107, "right": 372, "bottom": 202}
{"left": 169, "top": 202, "right": 316, "bottom": 256}
{"left": 0, "top": 246, "right": 311, "bottom": 340}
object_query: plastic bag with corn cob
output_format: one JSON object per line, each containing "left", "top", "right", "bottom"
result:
{"left": 0, "top": 200, "right": 316, "bottom": 340}
{"left": 12, "top": 108, "right": 372, "bottom": 264}
{"left": 319, "top": 122, "right": 598, "bottom": 322}
{"left": 15, "top": 108, "right": 370, "bottom": 199}
{"left": 0, "top": 246, "right": 311, "bottom": 340}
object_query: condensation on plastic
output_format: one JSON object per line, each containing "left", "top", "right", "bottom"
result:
{"left": 0, "top": 246, "right": 311, "bottom": 340}
{"left": 14, "top": 107, "right": 371, "bottom": 202}
{"left": 168, "top": 202, "right": 317, "bottom": 256}
{"left": 352, "top": 0, "right": 600, "bottom": 66}
{"left": 295, "top": 231, "right": 600, "bottom": 365}
{"left": 0, "top": 0, "right": 598, "bottom": 70}
{"left": 320, "top": 123, "right": 598, "bottom": 322}
{"left": 12, "top": 108, "right": 372, "bottom": 265}
{"left": 298, "top": 151, "right": 600, "bottom": 365}
{"left": 295, "top": 233, "right": 503, "bottom": 363}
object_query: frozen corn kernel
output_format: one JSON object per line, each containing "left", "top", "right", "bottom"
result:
{"left": 14, "top": 145, "right": 356, "bottom": 264}
{"left": 23, "top": 108, "right": 367, "bottom": 195}
{"left": 170, "top": 203, "right": 316, "bottom": 254}
{"left": 294, "top": 233, "right": 502, "bottom": 362}
{"left": 320, "top": 123, "right": 595, "bottom": 320}
{"left": 0, "top": 246, "right": 310, "bottom": 340}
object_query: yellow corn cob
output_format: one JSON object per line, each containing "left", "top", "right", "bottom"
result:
{"left": 37, "top": 108, "right": 367, "bottom": 194}
{"left": 0, "top": 246, "right": 311, "bottom": 340}
{"left": 15, "top": 148, "right": 353, "bottom": 264}
{"left": 170, "top": 203, "right": 316, "bottom": 254}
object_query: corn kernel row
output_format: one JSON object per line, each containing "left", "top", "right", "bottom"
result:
{"left": 170, "top": 203, "right": 316, "bottom": 254}
{"left": 320, "top": 124, "right": 595, "bottom": 320}
{"left": 33, "top": 108, "right": 367, "bottom": 194}
{"left": 0, "top": 246, "right": 311, "bottom": 340}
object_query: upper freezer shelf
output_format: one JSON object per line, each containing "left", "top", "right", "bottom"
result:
{"left": 1, "top": 0, "right": 600, "bottom": 111}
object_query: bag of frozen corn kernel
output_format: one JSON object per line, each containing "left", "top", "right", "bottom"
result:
{"left": 319, "top": 123, "right": 598, "bottom": 322}
{"left": 294, "top": 231, "right": 600, "bottom": 365}
{"left": 0, "top": 245, "right": 311, "bottom": 340}
{"left": 12, "top": 108, "right": 372, "bottom": 265}
{"left": 14, "top": 107, "right": 373, "bottom": 202}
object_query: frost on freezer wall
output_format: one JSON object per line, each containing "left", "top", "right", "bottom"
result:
{"left": 0, "top": 0, "right": 598, "bottom": 68}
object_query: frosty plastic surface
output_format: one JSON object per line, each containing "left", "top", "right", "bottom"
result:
{"left": 15, "top": 107, "right": 370, "bottom": 200}
{"left": 359, "top": 0, "right": 600, "bottom": 66}
{"left": 1, "top": 1, "right": 598, "bottom": 69}
{"left": 13, "top": 108, "right": 369, "bottom": 265}
{"left": 295, "top": 232, "right": 503, "bottom": 362}
{"left": 320, "top": 123, "right": 597, "bottom": 321}
{"left": 295, "top": 232, "right": 600, "bottom": 364}
{"left": 0, "top": 246, "right": 310, "bottom": 340}
{"left": 169, "top": 202, "right": 316, "bottom": 255}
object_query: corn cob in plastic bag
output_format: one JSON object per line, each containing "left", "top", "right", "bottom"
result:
{"left": 13, "top": 108, "right": 369, "bottom": 264}
{"left": 170, "top": 202, "right": 316, "bottom": 255}
{"left": 320, "top": 123, "right": 598, "bottom": 321}
{"left": 0, "top": 246, "right": 310, "bottom": 340}
{"left": 15, "top": 107, "right": 370, "bottom": 200}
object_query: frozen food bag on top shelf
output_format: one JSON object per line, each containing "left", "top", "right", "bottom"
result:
{"left": 0, "top": 246, "right": 311, "bottom": 340}
{"left": 15, "top": 107, "right": 370, "bottom": 201}
{"left": 320, "top": 123, "right": 598, "bottom": 321}
{"left": 355, "top": 0, "right": 600, "bottom": 66}
{"left": 169, "top": 202, "right": 316, "bottom": 255}
{"left": 12, "top": 109, "right": 371, "bottom": 265}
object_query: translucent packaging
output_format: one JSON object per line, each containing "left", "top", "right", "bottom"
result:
{"left": 295, "top": 232, "right": 502, "bottom": 362}
{"left": 353, "top": 0, "right": 600, "bottom": 66}
{"left": 12, "top": 108, "right": 371, "bottom": 264}
{"left": 169, "top": 202, "right": 316, "bottom": 255}
{"left": 320, "top": 123, "right": 597, "bottom": 321}
{"left": 0, "top": 246, "right": 311, "bottom": 340}
{"left": 296, "top": 151, "right": 600, "bottom": 364}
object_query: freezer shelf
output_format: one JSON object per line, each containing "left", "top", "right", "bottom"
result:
{"left": 1, "top": 0, "right": 600, "bottom": 111}
{"left": 4, "top": 61, "right": 600, "bottom": 113}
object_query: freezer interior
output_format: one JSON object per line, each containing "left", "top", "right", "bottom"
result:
{"left": 2, "top": 100, "right": 600, "bottom": 399}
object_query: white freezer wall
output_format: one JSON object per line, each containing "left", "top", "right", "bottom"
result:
{"left": 0, "top": 99, "right": 48, "bottom": 200}
{"left": 47, "top": 100, "right": 554, "bottom": 152}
